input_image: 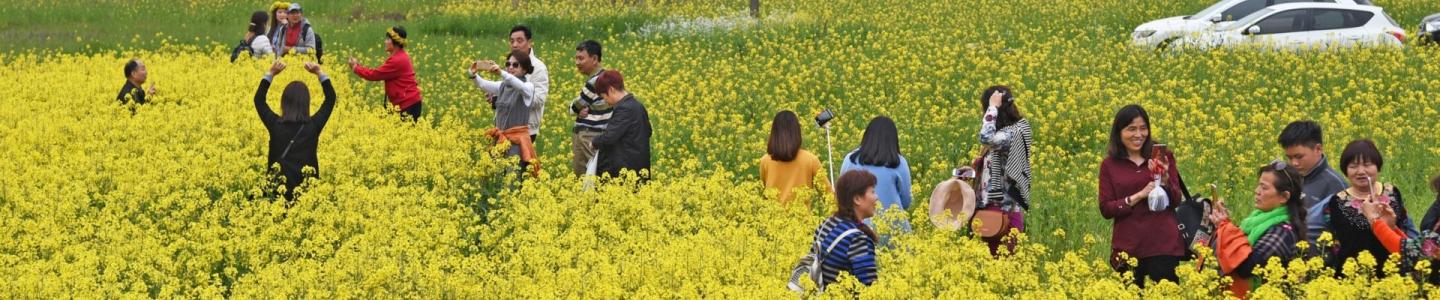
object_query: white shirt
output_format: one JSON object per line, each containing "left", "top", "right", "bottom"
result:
{"left": 251, "top": 35, "right": 274, "bottom": 57}
{"left": 526, "top": 51, "right": 550, "bottom": 136}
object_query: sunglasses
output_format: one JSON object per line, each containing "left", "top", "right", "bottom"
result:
{"left": 1269, "top": 159, "right": 1300, "bottom": 191}
{"left": 507, "top": 62, "right": 521, "bottom": 68}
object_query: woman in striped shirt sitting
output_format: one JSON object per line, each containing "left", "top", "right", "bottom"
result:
{"left": 810, "top": 170, "right": 881, "bottom": 290}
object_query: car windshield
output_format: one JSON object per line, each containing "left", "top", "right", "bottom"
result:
{"left": 1186, "top": 0, "right": 1236, "bottom": 20}
{"left": 1224, "top": 8, "right": 1273, "bottom": 30}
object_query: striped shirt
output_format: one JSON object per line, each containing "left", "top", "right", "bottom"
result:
{"left": 813, "top": 216, "right": 878, "bottom": 288}
{"left": 978, "top": 106, "right": 1033, "bottom": 211}
{"left": 570, "top": 70, "right": 613, "bottom": 132}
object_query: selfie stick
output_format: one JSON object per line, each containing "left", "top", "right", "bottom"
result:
{"left": 825, "top": 124, "right": 836, "bottom": 185}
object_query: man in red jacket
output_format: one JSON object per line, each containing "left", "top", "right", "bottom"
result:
{"left": 350, "top": 26, "right": 423, "bottom": 120}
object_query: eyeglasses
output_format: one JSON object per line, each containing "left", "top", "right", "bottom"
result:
{"left": 1269, "top": 159, "right": 1299, "bottom": 190}
{"left": 507, "top": 62, "right": 521, "bottom": 68}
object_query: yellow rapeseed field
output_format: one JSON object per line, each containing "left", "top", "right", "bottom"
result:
{"left": 3, "top": 0, "right": 1440, "bottom": 298}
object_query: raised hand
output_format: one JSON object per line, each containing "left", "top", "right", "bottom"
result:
{"left": 269, "top": 61, "right": 287, "bottom": 76}
{"left": 304, "top": 62, "right": 321, "bottom": 75}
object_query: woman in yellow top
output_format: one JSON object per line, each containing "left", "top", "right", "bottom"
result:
{"left": 761, "top": 111, "right": 825, "bottom": 206}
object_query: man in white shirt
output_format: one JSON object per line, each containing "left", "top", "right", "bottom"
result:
{"left": 510, "top": 25, "right": 549, "bottom": 144}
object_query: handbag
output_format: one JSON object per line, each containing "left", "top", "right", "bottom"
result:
{"left": 973, "top": 208, "right": 1010, "bottom": 238}
{"left": 1161, "top": 146, "right": 1213, "bottom": 260}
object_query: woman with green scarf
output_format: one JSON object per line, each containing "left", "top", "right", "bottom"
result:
{"left": 1208, "top": 161, "right": 1308, "bottom": 298}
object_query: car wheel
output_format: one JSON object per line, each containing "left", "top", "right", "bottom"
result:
{"left": 1156, "top": 37, "right": 1180, "bottom": 51}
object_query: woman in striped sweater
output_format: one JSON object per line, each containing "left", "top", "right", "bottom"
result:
{"left": 811, "top": 170, "right": 881, "bottom": 290}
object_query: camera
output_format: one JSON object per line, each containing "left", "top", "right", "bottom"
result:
{"left": 814, "top": 108, "right": 834, "bottom": 128}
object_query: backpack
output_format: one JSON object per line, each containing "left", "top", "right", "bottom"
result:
{"left": 787, "top": 228, "right": 862, "bottom": 292}
{"left": 302, "top": 23, "right": 325, "bottom": 64}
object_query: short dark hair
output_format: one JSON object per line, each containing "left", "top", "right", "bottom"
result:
{"left": 1339, "top": 139, "right": 1383, "bottom": 175}
{"left": 124, "top": 59, "right": 140, "bottom": 79}
{"left": 576, "top": 40, "right": 602, "bottom": 61}
{"left": 249, "top": 11, "right": 269, "bottom": 36}
{"left": 767, "top": 110, "right": 802, "bottom": 162}
{"left": 1108, "top": 104, "right": 1155, "bottom": 160}
{"left": 506, "top": 50, "right": 535, "bottom": 74}
{"left": 594, "top": 70, "right": 625, "bottom": 93}
{"left": 510, "top": 25, "right": 533, "bottom": 40}
{"left": 280, "top": 81, "right": 311, "bottom": 123}
{"left": 852, "top": 116, "right": 902, "bottom": 168}
{"left": 979, "top": 85, "right": 1024, "bottom": 129}
{"left": 1278, "top": 120, "right": 1323, "bottom": 148}
{"left": 1431, "top": 174, "right": 1440, "bottom": 193}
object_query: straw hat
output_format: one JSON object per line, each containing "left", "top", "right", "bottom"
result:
{"left": 928, "top": 175, "right": 976, "bottom": 230}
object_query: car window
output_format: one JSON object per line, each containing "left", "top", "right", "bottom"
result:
{"left": 1311, "top": 9, "right": 1372, "bottom": 31}
{"left": 1218, "top": 0, "right": 1335, "bottom": 22}
{"left": 1220, "top": 0, "right": 1267, "bottom": 22}
{"left": 1253, "top": 9, "right": 1310, "bottom": 34}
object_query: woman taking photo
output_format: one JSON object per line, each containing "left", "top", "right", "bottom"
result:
{"left": 760, "top": 110, "right": 825, "bottom": 206}
{"left": 1322, "top": 139, "right": 1417, "bottom": 276}
{"left": 470, "top": 50, "right": 538, "bottom": 177}
{"left": 1096, "top": 104, "right": 1185, "bottom": 288}
{"left": 1208, "top": 161, "right": 1307, "bottom": 298}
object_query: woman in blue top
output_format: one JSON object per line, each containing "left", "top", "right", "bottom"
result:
{"left": 841, "top": 116, "right": 913, "bottom": 234}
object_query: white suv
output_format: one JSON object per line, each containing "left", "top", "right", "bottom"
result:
{"left": 1132, "top": 0, "right": 1373, "bottom": 49}
{"left": 1170, "top": 3, "right": 1406, "bottom": 50}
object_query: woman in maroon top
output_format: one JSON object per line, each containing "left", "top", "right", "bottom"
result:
{"left": 1097, "top": 104, "right": 1185, "bottom": 288}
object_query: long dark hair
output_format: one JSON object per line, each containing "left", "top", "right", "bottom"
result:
{"left": 1260, "top": 164, "right": 1308, "bottom": 243}
{"left": 267, "top": 5, "right": 286, "bottom": 34}
{"left": 767, "top": 110, "right": 802, "bottom": 162}
{"left": 834, "top": 170, "right": 879, "bottom": 241}
{"left": 852, "top": 116, "right": 902, "bottom": 168}
{"left": 1107, "top": 104, "right": 1155, "bottom": 160}
{"left": 280, "top": 81, "right": 311, "bottom": 123}
{"left": 979, "top": 85, "right": 1024, "bottom": 129}
{"left": 248, "top": 11, "right": 269, "bottom": 37}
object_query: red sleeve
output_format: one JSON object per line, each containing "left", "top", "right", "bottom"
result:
{"left": 1098, "top": 161, "right": 1132, "bottom": 219}
{"left": 1372, "top": 219, "right": 1405, "bottom": 253}
{"left": 353, "top": 56, "right": 405, "bottom": 81}
{"left": 1213, "top": 220, "right": 1253, "bottom": 274}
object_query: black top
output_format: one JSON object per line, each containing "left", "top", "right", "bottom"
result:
{"left": 593, "top": 94, "right": 652, "bottom": 179}
{"left": 254, "top": 77, "right": 338, "bottom": 190}
{"left": 117, "top": 81, "right": 146, "bottom": 105}
{"left": 1324, "top": 186, "right": 1413, "bottom": 276}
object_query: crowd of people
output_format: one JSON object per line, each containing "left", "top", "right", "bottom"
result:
{"left": 121, "top": 2, "right": 654, "bottom": 200}
{"left": 111, "top": 2, "right": 1440, "bottom": 296}
{"left": 772, "top": 94, "right": 1440, "bottom": 295}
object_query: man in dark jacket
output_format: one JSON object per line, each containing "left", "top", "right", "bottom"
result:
{"left": 117, "top": 59, "right": 155, "bottom": 105}
{"left": 591, "top": 70, "right": 651, "bottom": 181}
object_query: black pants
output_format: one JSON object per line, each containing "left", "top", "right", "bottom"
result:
{"left": 401, "top": 102, "right": 423, "bottom": 121}
{"left": 1132, "top": 255, "right": 1181, "bottom": 288}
